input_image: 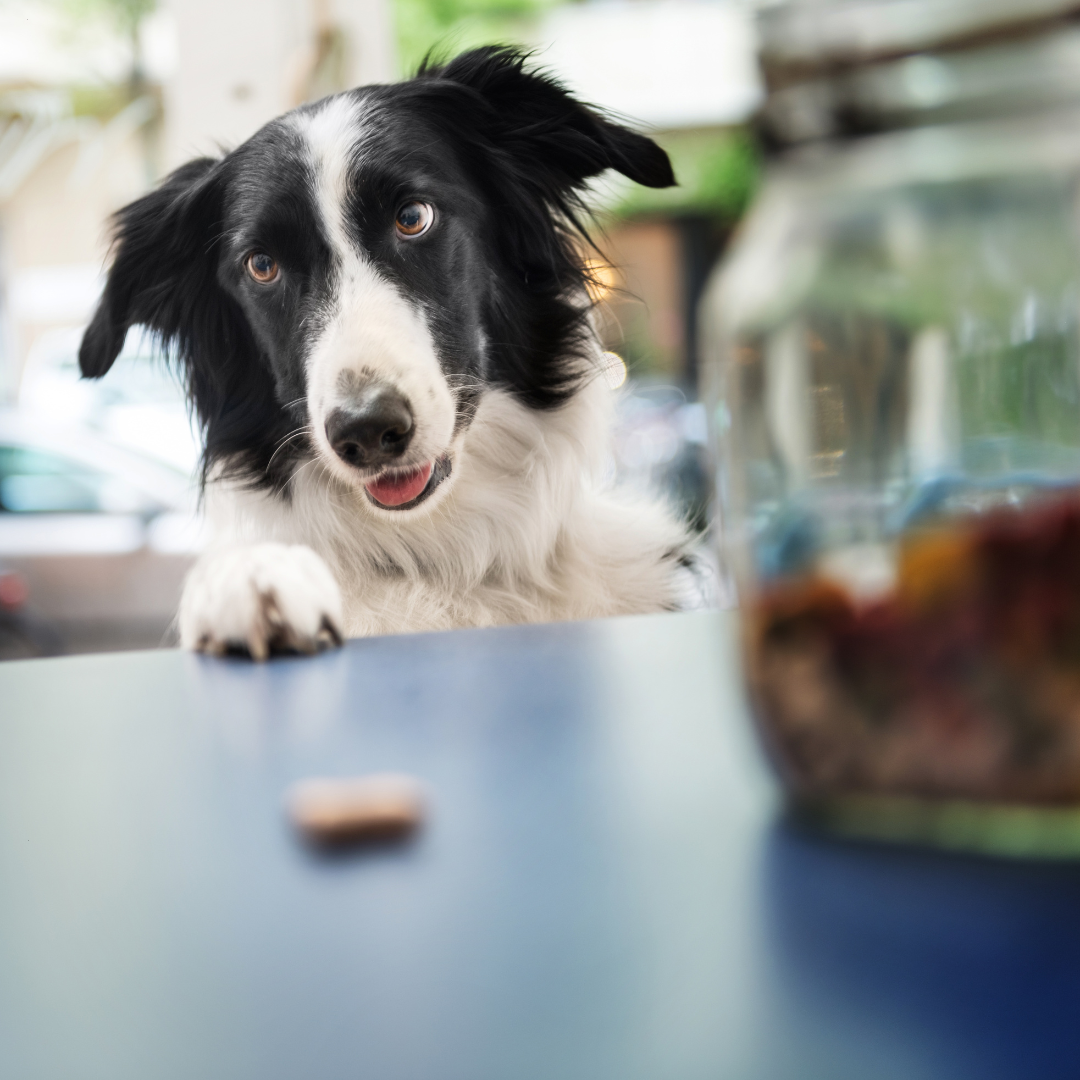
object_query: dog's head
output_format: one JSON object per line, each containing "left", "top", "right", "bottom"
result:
{"left": 79, "top": 47, "right": 674, "bottom": 513}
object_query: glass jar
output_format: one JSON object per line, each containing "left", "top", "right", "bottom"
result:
{"left": 702, "top": 0, "right": 1080, "bottom": 855}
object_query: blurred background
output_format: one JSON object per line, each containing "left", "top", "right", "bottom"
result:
{"left": 0, "top": 0, "right": 761, "bottom": 658}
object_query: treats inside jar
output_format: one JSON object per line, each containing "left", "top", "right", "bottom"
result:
{"left": 749, "top": 491, "right": 1080, "bottom": 803}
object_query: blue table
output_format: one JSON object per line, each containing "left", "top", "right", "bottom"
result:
{"left": 2, "top": 611, "right": 1079, "bottom": 1079}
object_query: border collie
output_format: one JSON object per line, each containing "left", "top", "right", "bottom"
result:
{"left": 79, "top": 47, "right": 704, "bottom": 658}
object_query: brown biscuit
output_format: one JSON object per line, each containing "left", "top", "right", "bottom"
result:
{"left": 286, "top": 773, "right": 425, "bottom": 846}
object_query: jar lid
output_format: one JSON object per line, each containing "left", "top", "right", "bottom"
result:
{"left": 757, "top": 0, "right": 1080, "bottom": 144}
{"left": 759, "top": 0, "right": 1080, "bottom": 86}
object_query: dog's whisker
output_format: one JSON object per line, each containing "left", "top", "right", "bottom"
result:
{"left": 265, "top": 426, "right": 313, "bottom": 472}
{"left": 283, "top": 456, "right": 320, "bottom": 496}
{"left": 274, "top": 425, "right": 312, "bottom": 446}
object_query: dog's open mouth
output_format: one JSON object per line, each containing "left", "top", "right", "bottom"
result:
{"left": 365, "top": 455, "right": 452, "bottom": 510}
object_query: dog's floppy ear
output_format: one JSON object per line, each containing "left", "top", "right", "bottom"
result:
{"left": 419, "top": 46, "right": 675, "bottom": 193}
{"left": 79, "top": 157, "right": 224, "bottom": 378}
{"left": 80, "top": 156, "right": 289, "bottom": 487}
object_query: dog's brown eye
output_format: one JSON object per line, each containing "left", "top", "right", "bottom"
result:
{"left": 246, "top": 252, "right": 279, "bottom": 283}
{"left": 395, "top": 202, "right": 433, "bottom": 238}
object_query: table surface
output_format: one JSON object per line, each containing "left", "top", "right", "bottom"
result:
{"left": 2, "top": 610, "right": 1080, "bottom": 1080}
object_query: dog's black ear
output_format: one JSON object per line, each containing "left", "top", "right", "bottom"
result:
{"left": 79, "top": 158, "right": 223, "bottom": 378}
{"left": 420, "top": 46, "right": 675, "bottom": 192}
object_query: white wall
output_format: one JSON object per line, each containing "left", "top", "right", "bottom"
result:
{"left": 536, "top": 0, "right": 761, "bottom": 130}
{"left": 164, "top": 0, "right": 396, "bottom": 167}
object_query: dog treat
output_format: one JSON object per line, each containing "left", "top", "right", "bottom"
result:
{"left": 286, "top": 773, "right": 425, "bottom": 845}
{"left": 749, "top": 491, "right": 1080, "bottom": 804}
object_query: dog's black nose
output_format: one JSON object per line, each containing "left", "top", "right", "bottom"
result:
{"left": 325, "top": 387, "right": 414, "bottom": 469}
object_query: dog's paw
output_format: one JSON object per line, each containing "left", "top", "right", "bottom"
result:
{"left": 179, "top": 543, "right": 344, "bottom": 660}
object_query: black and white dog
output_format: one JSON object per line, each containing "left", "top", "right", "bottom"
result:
{"left": 80, "top": 47, "right": 702, "bottom": 658}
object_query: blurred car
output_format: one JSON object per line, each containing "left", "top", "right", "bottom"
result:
{"left": 0, "top": 564, "right": 62, "bottom": 660}
{"left": 613, "top": 381, "right": 710, "bottom": 531}
{"left": 19, "top": 325, "right": 201, "bottom": 474}
{"left": 0, "top": 408, "right": 205, "bottom": 659}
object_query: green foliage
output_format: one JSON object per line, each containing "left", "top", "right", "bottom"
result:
{"left": 392, "top": 0, "right": 558, "bottom": 76}
{"left": 68, "top": 83, "right": 131, "bottom": 117}
{"left": 612, "top": 127, "right": 760, "bottom": 221}
{"left": 56, "top": 0, "right": 155, "bottom": 41}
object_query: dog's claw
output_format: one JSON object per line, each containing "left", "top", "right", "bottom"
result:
{"left": 180, "top": 543, "right": 345, "bottom": 661}
{"left": 317, "top": 616, "right": 344, "bottom": 650}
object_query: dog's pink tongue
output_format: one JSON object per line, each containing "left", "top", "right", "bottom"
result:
{"left": 366, "top": 462, "right": 432, "bottom": 507}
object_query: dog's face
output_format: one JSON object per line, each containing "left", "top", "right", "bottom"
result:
{"left": 216, "top": 95, "right": 489, "bottom": 511}
{"left": 79, "top": 47, "right": 674, "bottom": 511}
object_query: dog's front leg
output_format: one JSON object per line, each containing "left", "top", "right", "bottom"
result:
{"left": 178, "top": 543, "right": 344, "bottom": 660}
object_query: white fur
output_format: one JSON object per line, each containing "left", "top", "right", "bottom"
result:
{"left": 180, "top": 377, "right": 696, "bottom": 647}
{"left": 295, "top": 98, "right": 457, "bottom": 496}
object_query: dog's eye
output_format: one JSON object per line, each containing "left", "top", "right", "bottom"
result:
{"left": 246, "top": 252, "right": 279, "bottom": 283}
{"left": 395, "top": 202, "right": 434, "bottom": 238}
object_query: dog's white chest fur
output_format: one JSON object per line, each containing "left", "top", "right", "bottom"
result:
{"left": 179, "top": 379, "right": 698, "bottom": 654}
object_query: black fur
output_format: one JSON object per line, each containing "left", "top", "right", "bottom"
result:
{"left": 79, "top": 46, "right": 675, "bottom": 492}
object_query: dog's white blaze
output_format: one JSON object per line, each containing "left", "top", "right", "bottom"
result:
{"left": 293, "top": 96, "right": 456, "bottom": 486}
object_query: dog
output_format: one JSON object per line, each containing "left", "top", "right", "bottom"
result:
{"left": 79, "top": 47, "right": 706, "bottom": 658}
